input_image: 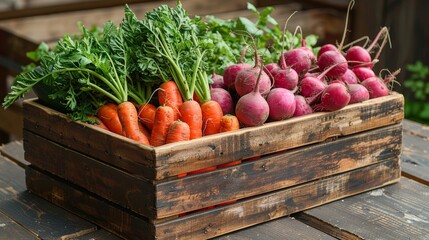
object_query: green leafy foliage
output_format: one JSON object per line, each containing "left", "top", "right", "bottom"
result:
{"left": 404, "top": 61, "right": 429, "bottom": 124}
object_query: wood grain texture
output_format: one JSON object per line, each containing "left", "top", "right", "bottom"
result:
{"left": 296, "top": 177, "right": 429, "bottom": 240}
{"left": 0, "top": 211, "right": 37, "bottom": 240}
{"left": 0, "top": 191, "right": 97, "bottom": 240}
{"left": 213, "top": 216, "right": 336, "bottom": 240}
{"left": 401, "top": 132, "right": 429, "bottom": 185}
{"left": 0, "top": 140, "right": 28, "bottom": 168}
{"left": 23, "top": 123, "right": 402, "bottom": 219}
{"left": 26, "top": 158, "right": 400, "bottom": 240}
{"left": 23, "top": 93, "right": 404, "bottom": 180}
{"left": 71, "top": 229, "right": 123, "bottom": 240}
{"left": 0, "top": 155, "right": 25, "bottom": 201}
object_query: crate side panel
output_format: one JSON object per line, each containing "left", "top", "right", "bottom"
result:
{"left": 155, "top": 124, "right": 402, "bottom": 218}
{"left": 26, "top": 158, "right": 400, "bottom": 240}
{"left": 153, "top": 93, "right": 404, "bottom": 179}
{"left": 23, "top": 130, "right": 156, "bottom": 218}
{"left": 23, "top": 100, "right": 157, "bottom": 178}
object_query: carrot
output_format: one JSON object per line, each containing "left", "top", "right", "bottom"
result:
{"left": 166, "top": 120, "right": 190, "bottom": 144}
{"left": 179, "top": 100, "right": 202, "bottom": 139}
{"left": 87, "top": 115, "right": 110, "bottom": 131}
{"left": 201, "top": 100, "right": 223, "bottom": 136}
{"left": 118, "top": 101, "right": 150, "bottom": 145}
{"left": 158, "top": 81, "right": 183, "bottom": 120}
{"left": 138, "top": 103, "right": 157, "bottom": 130}
{"left": 150, "top": 105, "right": 175, "bottom": 147}
{"left": 97, "top": 103, "right": 123, "bottom": 135}
{"left": 219, "top": 114, "right": 240, "bottom": 133}
{"left": 138, "top": 122, "right": 151, "bottom": 140}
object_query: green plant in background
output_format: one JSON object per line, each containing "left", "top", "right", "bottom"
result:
{"left": 404, "top": 61, "right": 429, "bottom": 124}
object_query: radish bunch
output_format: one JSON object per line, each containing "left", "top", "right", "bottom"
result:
{"left": 205, "top": 0, "right": 400, "bottom": 129}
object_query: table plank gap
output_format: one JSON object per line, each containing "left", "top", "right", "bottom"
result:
{"left": 0, "top": 210, "right": 38, "bottom": 240}
{"left": 0, "top": 140, "right": 28, "bottom": 168}
{"left": 401, "top": 132, "right": 429, "bottom": 185}
{"left": 297, "top": 177, "right": 429, "bottom": 240}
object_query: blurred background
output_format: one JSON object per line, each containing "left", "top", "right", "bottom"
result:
{"left": 0, "top": 0, "right": 427, "bottom": 144}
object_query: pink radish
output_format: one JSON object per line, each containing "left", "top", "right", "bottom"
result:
{"left": 317, "top": 50, "right": 348, "bottom": 79}
{"left": 317, "top": 44, "right": 337, "bottom": 60}
{"left": 347, "top": 83, "right": 369, "bottom": 104}
{"left": 210, "top": 88, "right": 234, "bottom": 114}
{"left": 211, "top": 73, "right": 225, "bottom": 89}
{"left": 361, "top": 69, "right": 400, "bottom": 99}
{"left": 223, "top": 47, "right": 252, "bottom": 90}
{"left": 281, "top": 41, "right": 314, "bottom": 75}
{"left": 235, "top": 49, "right": 271, "bottom": 97}
{"left": 264, "top": 63, "right": 280, "bottom": 82}
{"left": 272, "top": 16, "right": 299, "bottom": 91}
{"left": 312, "top": 82, "right": 351, "bottom": 112}
{"left": 339, "top": 69, "right": 358, "bottom": 84}
{"left": 299, "top": 61, "right": 346, "bottom": 98}
{"left": 293, "top": 95, "right": 313, "bottom": 117}
{"left": 353, "top": 67, "right": 376, "bottom": 82}
{"left": 346, "top": 27, "right": 389, "bottom": 69}
{"left": 266, "top": 88, "right": 296, "bottom": 121}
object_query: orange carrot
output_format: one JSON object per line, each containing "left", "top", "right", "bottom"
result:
{"left": 219, "top": 114, "right": 240, "bottom": 133}
{"left": 158, "top": 81, "right": 183, "bottom": 120}
{"left": 166, "top": 120, "right": 190, "bottom": 144}
{"left": 87, "top": 115, "right": 110, "bottom": 131}
{"left": 150, "top": 105, "right": 175, "bottom": 147}
{"left": 138, "top": 103, "right": 157, "bottom": 130}
{"left": 201, "top": 100, "right": 223, "bottom": 136}
{"left": 179, "top": 100, "right": 202, "bottom": 139}
{"left": 118, "top": 101, "right": 150, "bottom": 145}
{"left": 138, "top": 122, "right": 151, "bottom": 140}
{"left": 97, "top": 103, "right": 123, "bottom": 135}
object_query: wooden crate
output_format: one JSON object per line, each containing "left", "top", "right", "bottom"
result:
{"left": 23, "top": 93, "right": 404, "bottom": 239}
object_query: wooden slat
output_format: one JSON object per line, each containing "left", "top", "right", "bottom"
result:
{"left": 0, "top": 192, "right": 97, "bottom": 240}
{"left": 0, "top": 140, "right": 28, "bottom": 168}
{"left": 0, "top": 155, "right": 26, "bottom": 201}
{"left": 401, "top": 133, "right": 429, "bottom": 185}
{"left": 23, "top": 124, "right": 402, "bottom": 219}
{"left": 72, "top": 229, "right": 123, "bottom": 240}
{"left": 26, "top": 158, "right": 400, "bottom": 240}
{"left": 23, "top": 93, "right": 404, "bottom": 180}
{"left": 403, "top": 119, "right": 429, "bottom": 139}
{"left": 295, "top": 177, "right": 429, "bottom": 239}
{"left": 0, "top": 211, "right": 37, "bottom": 240}
{"left": 0, "top": 0, "right": 256, "bottom": 44}
{"left": 214, "top": 216, "right": 336, "bottom": 240}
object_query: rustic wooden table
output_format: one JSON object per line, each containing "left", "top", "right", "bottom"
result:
{"left": 0, "top": 118, "right": 428, "bottom": 239}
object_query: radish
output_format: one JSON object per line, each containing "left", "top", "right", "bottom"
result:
{"left": 234, "top": 48, "right": 271, "bottom": 97}
{"left": 347, "top": 83, "right": 369, "bottom": 104}
{"left": 299, "top": 61, "right": 345, "bottom": 98}
{"left": 266, "top": 88, "right": 296, "bottom": 121}
{"left": 210, "top": 88, "right": 234, "bottom": 114}
{"left": 339, "top": 69, "right": 358, "bottom": 84}
{"left": 281, "top": 41, "right": 314, "bottom": 75}
{"left": 235, "top": 68, "right": 270, "bottom": 127}
{"left": 346, "top": 27, "right": 389, "bottom": 69}
{"left": 361, "top": 69, "right": 400, "bottom": 99}
{"left": 317, "top": 44, "right": 337, "bottom": 60}
{"left": 223, "top": 47, "right": 252, "bottom": 90}
{"left": 211, "top": 73, "right": 225, "bottom": 89}
{"left": 312, "top": 82, "right": 351, "bottom": 112}
{"left": 264, "top": 63, "right": 280, "bottom": 82}
{"left": 317, "top": 50, "right": 348, "bottom": 79}
{"left": 293, "top": 95, "right": 313, "bottom": 117}
{"left": 353, "top": 67, "right": 376, "bottom": 81}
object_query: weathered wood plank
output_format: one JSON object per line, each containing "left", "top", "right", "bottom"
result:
{"left": 23, "top": 124, "right": 402, "bottom": 219}
{"left": 0, "top": 191, "right": 97, "bottom": 240}
{"left": 0, "top": 155, "right": 26, "bottom": 201}
{"left": 23, "top": 93, "right": 404, "bottom": 180}
{"left": 403, "top": 119, "right": 429, "bottom": 139}
{"left": 71, "top": 229, "right": 123, "bottom": 240}
{"left": 0, "top": 211, "right": 37, "bottom": 240}
{"left": 0, "top": 0, "right": 256, "bottom": 44}
{"left": 0, "top": 140, "right": 28, "bottom": 168}
{"left": 295, "top": 177, "right": 429, "bottom": 240}
{"left": 26, "top": 158, "right": 400, "bottom": 240}
{"left": 401, "top": 132, "right": 429, "bottom": 185}
{"left": 214, "top": 216, "right": 336, "bottom": 240}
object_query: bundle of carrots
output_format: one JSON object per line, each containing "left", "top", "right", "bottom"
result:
{"left": 91, "top": 80, "right": 240, "bottom": 147}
